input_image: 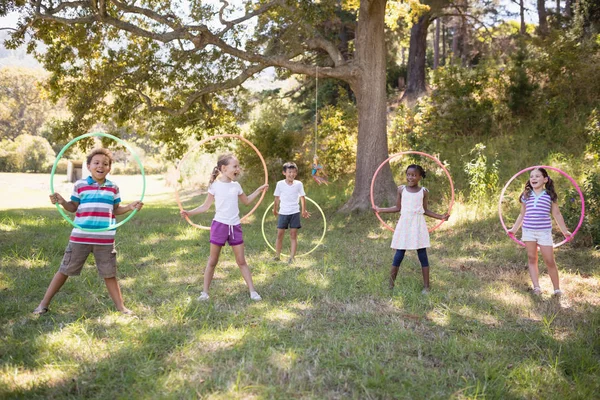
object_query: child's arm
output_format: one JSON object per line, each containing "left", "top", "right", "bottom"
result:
{"left": 551, "top": 202, "right": 572, "bottom": 237}
{"left": 114, "top": 201, "right": 144, "bottom": 215}
{"left": 273, "top": 196, "right": 280, "bottom": 216}
{"left": 49, "top": 193, "right": 78, "bottom": 213}
{"left": 181, "top": 194, "right": 215, "bottom": 217}
{"left": 423, "top": 190, "right": 450, "bottom": 220}
{"left": 507, "top": 202, "right": 526, "bottom": 234}
{"left": 240, "top": 184, "right": 269, "bottom": 205}
{"left": 373, "top": 186, "right": 402, "bottom": 213}
{"left": 300, "top": 196, "right": 311, "bottom": 218}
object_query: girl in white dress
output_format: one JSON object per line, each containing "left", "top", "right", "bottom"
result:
{"left": 373, "top": 165, "right": 449, "bottom": 293}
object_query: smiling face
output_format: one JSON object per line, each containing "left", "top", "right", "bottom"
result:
{"left": 529, "top": 169, "right": 548, "bottom": 191}
{"left": 283, "top": 167, "right": 297, "bottom": 183}
{"left": 219, "top": 157, "right": 241, "bottom": 182}
{"left": 406, "top": 167, "right": 423, "bottom": 187}
{"left": 87, "top": 154, "right": 111, "bottom": 183}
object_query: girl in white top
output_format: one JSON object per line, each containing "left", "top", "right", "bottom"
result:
{"left": 373, "top": 164, "right": 449, "bottom": 293}
{"left": 181, "top": 154, "right": 268, "bottom": 301}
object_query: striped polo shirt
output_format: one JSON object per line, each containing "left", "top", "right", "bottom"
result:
{"left": 521, "top": 190, "right": 553, "bottom": 230}
{"left": 69, "top": 176, "right": 121, "bottom": 245}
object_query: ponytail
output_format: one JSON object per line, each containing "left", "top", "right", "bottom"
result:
{"left": 208, "top": 153, "right": 236, "bottom": 186}
{"left": 208, "top": 166, "right": 220, "bottom": 185}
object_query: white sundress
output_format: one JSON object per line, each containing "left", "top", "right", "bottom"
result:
{"left": 390, "top": 186, "right": 431, "bottom": 250}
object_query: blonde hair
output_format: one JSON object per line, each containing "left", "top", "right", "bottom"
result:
{"left": 209, "top": 153, "right": 236, "bottom": 185}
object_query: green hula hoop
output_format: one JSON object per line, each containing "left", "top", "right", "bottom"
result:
{"left": 261, "top": 196, "right": 326, "bottom": 258}
{"left": 50, "top": 132, "right": 146, "bottom": 232}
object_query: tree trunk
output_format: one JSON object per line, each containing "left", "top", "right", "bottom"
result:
{"left": 434, "top": 18, "right": 440, "bottom": 69}
{"left": 401, "top": 13, "right": 432, "bottom": 103}
{"left": 520, "top": 0, "right": 526, "bottom": 34}
{"left": 341, "top": 0, "right": 396, "bottom": 211}
{"left": 556, "top": 0, "right": 560, "bottom": 14}
{"left": 538, "top": 0, "right": 548, "bottom": 36}
{"left": 442, "top": 23, "right": 446, "bottom": 66}
{"left": 565, "top": 0, "right": 572, "bottom": 18}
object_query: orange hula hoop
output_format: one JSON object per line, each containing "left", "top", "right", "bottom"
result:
{"left": 370, "top": 151, "right": 455, "bottom": 233}
{"left": 175, "top": 134, "right": 269, "bottom": 230}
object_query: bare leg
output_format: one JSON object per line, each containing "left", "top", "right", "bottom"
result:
{"left": 204, "top": 244, "right": 222, "bottom": 293}
{"left": 389, "top": 266, "right": 399, "bottom": 289}
{"left": 421, "top": 267, "right": 430, "bottom": 290}
{"left": 274, "top": 228, "right": 285, "bottom": 259}
{"left": 525, "top": 241, "right": 540, "bottom": 289}
{"left": 104, "top": 277, "right": 131, "bottom": 313}
{"left": 539, "top": 245, "right": 560, "bottom": 291}
{"left": 34, "top": 272, "right": 69, "bottom": 312}
{"left": 289, "top": 228, "right": 298, "bottom": 261}
{"left": 231, "top": 244, "right": 256, "bottom": 292}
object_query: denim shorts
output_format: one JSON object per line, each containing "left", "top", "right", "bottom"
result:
{"left": 210, "top": 220, "right": 244, "bottom": 246}
{"left": 277, "top": 213, "right": 302, "bottom": 229}
{"left": 59, "top": 242, "right": 117, "bottom": 278}
{"left": 522, "top": 228, "right": 553, "bottom": 247}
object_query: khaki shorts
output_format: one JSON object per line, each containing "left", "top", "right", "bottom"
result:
{"left": 58, "top": 242, "right": 117, "bottom": 278}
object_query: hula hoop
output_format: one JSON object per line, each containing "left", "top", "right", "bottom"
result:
{"left": 50, "top": 132, "right": 146, "bottom": 232}
{"left": 370, "top": 151, "right": 454, "bottom": 233}
{"left": 261, "top": 197, "right": 326, "bottom": 258}
{"left": 498, "top": 165, "right": 585, "bottom": 248}
{"left": 175, "top": 134, "right": 268, "bottom": 230}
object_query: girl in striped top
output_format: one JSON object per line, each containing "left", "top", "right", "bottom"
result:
{"left": 508, "top": 168, "right": 571, "bottom": 296}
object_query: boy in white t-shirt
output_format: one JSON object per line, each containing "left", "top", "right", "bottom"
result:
{"left": 273, "top": 162, "right": 311, "bottom": 263}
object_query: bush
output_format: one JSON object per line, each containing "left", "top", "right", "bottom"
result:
{"left": 0, "top": 134, "right": 55, "bottom": 172}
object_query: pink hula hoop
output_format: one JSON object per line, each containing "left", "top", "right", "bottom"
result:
{"left": 498, "top": 165, "right": 585, "bottom": 248}
{"left": 370, "top": 151, "right": 455, "bottom": 233}
{"left": 175, "top": 134, "right": 268, "bottom": 230}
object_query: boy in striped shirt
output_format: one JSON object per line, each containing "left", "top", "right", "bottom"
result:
{"left": 33, "top": 148, "right": 143, "bottom": 315}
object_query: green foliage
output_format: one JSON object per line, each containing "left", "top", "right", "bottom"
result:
{"left": 0, "top": 134, "right": 55, "bottom": 172}
{"left": 506, "top": 41, "right": 538, "bottom": 115}
{"left": 464, "top": 143, "right": 499, "bottom": 204}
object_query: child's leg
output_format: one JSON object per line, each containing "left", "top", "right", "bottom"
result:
{"left": 104, "top": 277, "right": 131, "bottom": 313}
{"left": 539, "top": 245, "right": 560, "bottom": 291}
{"left": 525, "top": 241, "right": 541, "bottom": 289}
{"left": 231, "top": 244, "right": 256, "bottom": 292}
{"left": 417, "top": 248, "right": 430, "bottom": 289}
{"left": 34, "top": 272, "right": 69, "bottom": 312}
{"left": 390, "top": 250, "right": 405, "bottom": 289}
{"left": 274, "top": 228, "right": 286, "bottom": 259}
{"left": 289, "top": 228, "right": 299, "bottom": 260}
{"left": 204, "top": 244, "right": 222, "bottom": 293}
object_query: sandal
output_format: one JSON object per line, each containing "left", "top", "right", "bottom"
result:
{"left": 33, "top": 307, "right": 49, "bottom": 315}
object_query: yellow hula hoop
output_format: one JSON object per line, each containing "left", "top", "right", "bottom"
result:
{"left": 261, "top": 196, "right": 326, "bottom": 258}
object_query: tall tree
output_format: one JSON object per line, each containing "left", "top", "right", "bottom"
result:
{"left": 6, "top": 0, "right": 401, "bottom": 210}
{"left": 537, "top": 0, "right": 548, "bottom": 35}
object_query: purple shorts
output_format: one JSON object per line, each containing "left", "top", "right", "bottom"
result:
{"left": 210, "top": 220, "right": 244, "bottom": 246}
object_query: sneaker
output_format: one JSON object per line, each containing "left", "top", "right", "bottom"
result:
{"left": 272, "top": 256, "right": 280, "bottom": 261}
{"left": 198, "top": 292, "right": 210, "bottom": 301}
{"left": 250, "top": 291, "right": 262, "bottom": 301}
{"left": 553, "top": 289, "right": 563, "bottom": 296}
{"left": 532, "top": 287, "right": 542, "bottom": 295}
{"left": 421, "top": 288, "right": 430, "bottom": 294}
{"left": 287, "top": 257, "right": 295, "bottom": 265}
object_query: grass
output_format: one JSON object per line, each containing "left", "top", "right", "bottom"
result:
{"left": 1, "top": 174, "right": 599, "bottom": 399}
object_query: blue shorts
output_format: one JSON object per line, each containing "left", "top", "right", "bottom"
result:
{"left": 210, "top": 220, "right": 243, "bottom": 246}
{"left": 277, "top": 213, "right": 301, "bottom": 229}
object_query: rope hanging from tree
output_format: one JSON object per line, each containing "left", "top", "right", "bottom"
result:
{"left": 311, "top": 66, "right": 329, "bottom": 185}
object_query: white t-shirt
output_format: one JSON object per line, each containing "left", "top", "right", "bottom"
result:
{"left": 274, "top": 180, "right": 306, "bottom": 215}
{"left": 208, "top": 180, "right": 244, "bottom": 225}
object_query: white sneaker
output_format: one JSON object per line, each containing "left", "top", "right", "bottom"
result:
{"left": 250, "top": 291, "right": 262, "bottom": 301}
{"left": 198, "top": 292, "right": 210, "bottom": 301}
{"left": 553, "top": 289, "right": 563, "bottom": 296}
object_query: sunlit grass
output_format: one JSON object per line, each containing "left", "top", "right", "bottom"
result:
{"left": 1, "top": 177, "right": 599, "bottom": 398}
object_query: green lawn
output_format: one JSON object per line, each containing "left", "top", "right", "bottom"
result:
{"left": 1, "top": 176, "right": 599, "bottom": 399}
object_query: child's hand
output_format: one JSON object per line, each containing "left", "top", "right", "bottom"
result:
{"left": 49, "top": 193, "right": 65, "bottom": 205}
{"left": 507, "top": 227, "right": 516, "bottom": 235}
{"left": 372, "top": 206, "right": 380, "bottom": 213}
{"left": 563, "top": 230, "right": 572, "bottom": 238}
{"left": 180, "top": 210, "right": 189, "bottom": 218}
{"left": 273, "top": 208, "right": 278, "bottom": 216}
{"left": 258, "top": 184, "right": 269, "bottom": 192}
{"left": 129, "top": 201, "right": 144, "bottom": 212}
{"left": 441, "top": 213, "right": 450, "bottom": 221}
{"left": 302, "top": 210, "right": 311, "bottom": 218}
